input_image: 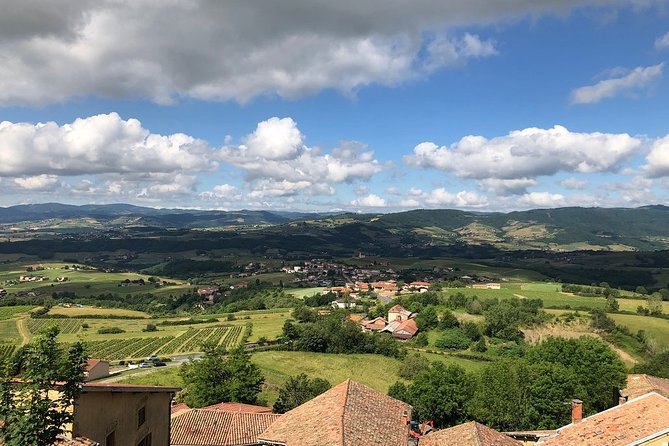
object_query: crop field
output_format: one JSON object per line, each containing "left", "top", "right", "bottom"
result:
{"left": 0, "top": 306, "right": 34, "bottom": 320}
{"left": 0, "top": 343, "right": 15, "bottom": 359}
{"left": 26, "top": 318, "right": 83, "bottom": 335}
{"left": 47, "top": 307, "right": 149, "bottom": 318}
{"left": 285, "top": 287, "right": 325, "bottom": 299}
{"left": 0, "top": 320, "right": 19, "bottom": 343}
{"left": 82, "top": 325, "right": 245, "bottom": 360}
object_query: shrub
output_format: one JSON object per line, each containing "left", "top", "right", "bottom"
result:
{"left": 97, "top": 327, "right": 125, "bottom": 334}
{"left": 435, "top": 329, "right": 473, "bottom": 350}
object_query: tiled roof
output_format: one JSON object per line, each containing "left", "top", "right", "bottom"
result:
{"left": 85, "top": 359, "right": 101, "bottom": 370}
{"left": 257, "top": 379, "right": 411, "bottom": 446}
{"left": 388, "top": 305, "right": 408, "bottom": 314}
{"left": 393, "top": 319, "right": 418, "bottom": 336}
{"left": 539, "top": 392, "right": 669, "bottom": 446}
{"left": 420, "top": 421, "right": 521, "bottom": 446}
{"left": 203, "top": 402, "right": 273, "bottom": 413}
{"left": 171, "top": 409, "right": 281, "bottom": 446}
{"left": 363, "top": 317, "right": 387, "bottom": 330}
{"left": 82, "top": 382, "right": 180, "bottom": 393}
{"left": 54, "top": 436, "right": 99, "bottom": 446}
{"left": 172, "top": 402, "right": 191, "bottom": 415}
{"left": 621, "top": 374, "right": 669, "bottom": 400}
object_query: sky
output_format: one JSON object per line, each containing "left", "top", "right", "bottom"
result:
{"left": 1, "top": 1, "right": 669, "bottom": 212}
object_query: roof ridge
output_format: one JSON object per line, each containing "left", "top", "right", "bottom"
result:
{"left": 341, "top": 379, "right": 352, "bottom": 445}
{"left": 472, "top": 421, "right": 483, "bottom": 446}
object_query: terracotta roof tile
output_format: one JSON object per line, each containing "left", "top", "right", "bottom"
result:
{"left": 258, "top": 379, "right": 411, "bottom": 446}
{"left": 172, "top": 402, "right": 191, "bottom": 415}
{"left": 420, "top": 422, "right": 521, "bottom": 446}
{"left": 54, "top": 436, "right": 99, "bottom": 446}
{"left": 539, "top": 392, "right": 669, "bottom": 446}
{"left": 621, "top": 374, "right": 669, "bottom": 400}
{"left": 203, "top": 402, "right": 273, "bottom": 413}
{"left": 171, "top": 409, "right": 281, "bottom": 446}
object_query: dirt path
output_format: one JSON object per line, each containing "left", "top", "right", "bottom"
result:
{"left": 16, "top": 318, "right": 30, "bottom": 346}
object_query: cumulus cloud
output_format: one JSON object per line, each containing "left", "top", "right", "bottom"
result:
{"left": 406, "top": 125, "right": 641, "bottom": 180}
{"left": 655, "top": 31, "right": 669, "bottom": 49}
{"left": 220, "top": 117, "right": 382, "bottom": 199}
{"left": 14, "top": 175, "right": 60, "bottom": 190}
{"left": 520, "top": 192, "right": 566, "bottom": 208}
{"left": 0, "top": 113, "right": 216, "bottom": 177}
{"left": 643, "top": 135, "right": 669, "bottom": 177}
{"left": 351, "top": 194, "right": 387, "bottom": 207}
{"left": 0, "top": 0, "right": 639, "bottom": 105}
{"left": 570, "top": 63, "right": 664, "bottom": 104}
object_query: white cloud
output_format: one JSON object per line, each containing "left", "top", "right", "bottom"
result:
{"left": 643, "top": 135, "right": 669, "bottom": 177}
{"left": 220, "top": 117, "right": 382, "bottom": 200}
{"left": 351, "top": 194, "right": 387, "bottom": 207}
{"left": 520, "top": 192, "right": 566, "bottom": 208}
{"left": 406, "top": 125, "right": 641, "bottom": 180}
{"left": 243, "top": 117, "right": 305, "bottom": 161}
{"left": 0, "top": 113, "right": 216, "bottom": 177}
{"left": 0, "top": 1, "right": 634, "bottom": 105}
{"left": 560, "top": 177, "right": 589, "bottom": 190}
{"left": 655, "top": 31, "right": 669, "bottom": 49}
{"left": 570, "top": 63, "right": 664, "bottom": 104}
{"left": 424, "top": 189, "right": 489, "bottom": 207}
{"left": 14, "top": 174, "right": 60, "bottom": 190}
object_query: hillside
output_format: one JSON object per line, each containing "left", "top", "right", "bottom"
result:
{"left": 2, "top": 204, "right": 669, "bottom": 251}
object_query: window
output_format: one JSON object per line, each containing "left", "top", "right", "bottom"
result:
{"left": 137, "top": 406, "right": 146, "bottom": 428}
{"left": 105, "top": 431, "right": 115, "bottom": 446}
{"left": 137, "top": 433, "right": 151, "bottom": 446}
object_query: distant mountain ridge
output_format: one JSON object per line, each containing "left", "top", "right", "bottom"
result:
{"left": 2, "top": 203, "right": 669, "bottom": 250}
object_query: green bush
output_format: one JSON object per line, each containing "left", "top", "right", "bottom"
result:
{"left": 435, "top": 329, "right": 473, "bottom": 350}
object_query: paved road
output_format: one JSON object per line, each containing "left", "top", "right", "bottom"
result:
{"left": 99, "top": 353, "right": 203, "bottom": 383}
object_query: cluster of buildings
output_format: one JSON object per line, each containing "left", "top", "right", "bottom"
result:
{"left": 329, "top": 280, "right": 431, "bottom": 308}
{"left": 357, "top": 305, "right": 419, "bottom": 340}
{"left": 3, "top": 373, "right": 669, "bottom": 446}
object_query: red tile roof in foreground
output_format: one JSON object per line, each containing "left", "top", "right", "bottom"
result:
{"left": 539, "top": 392, "right": 669, "bottom": 446}
{"left": 171, "top": 409, "right": 281, "bottom": 446}
{"left": 621, "top": 374, "right": 669, "bottom": 400}
{"left": 203, "top": 402, "right": 273, "bottom": 414}
{"left": 171, "top": 402, "right": 191, "bottom": 415}
{"left": 257, "top": 379, "right": 411, "bottom": 446}
{"left": 420, "top": 421, "right": 521, "bottom": 446}
{"left": 54, "top": 436, "right": 99, "bottom": 446}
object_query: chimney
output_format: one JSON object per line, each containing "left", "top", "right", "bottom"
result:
{"left": 571, "top": 399, "right": 583, "bottom": 423}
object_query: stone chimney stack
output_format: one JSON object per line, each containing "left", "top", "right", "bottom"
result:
{"left": 571, "top": 399, "right": 583, "bottom": 423}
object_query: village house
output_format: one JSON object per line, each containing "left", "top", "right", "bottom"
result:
{"left": 72, "top": 382, "right": 179, "bottom": 446}
{"left": 620, "top": 374, "right": 669, "bottom": 402}
{"left": 420, "top": 421, "right": 521, "bottom": 446}
{"left": 391, "top": 319, "right": 419, "bottom": 340}
{"left": 406, "top": 281, "right": 431, "bottom": 293}
{"left": 256, "top": 379, "right": 412, "bottom": 446}
{"left": 387, "top": 305, "right": 413, "bottom": 323}
{"left": 83, "top": 359, "right": 109, "bottom": 382}
{"left": 331, "top": 299, "right": 356, "bottom": 309}
{"left": 362, "top": 316, "right": 388, "bottom": 332}
{"left": 537, "top": 393, "right": 669, "bottom": 446}
{"left": 171, "top": 406, "right": 280, "bottom": 446}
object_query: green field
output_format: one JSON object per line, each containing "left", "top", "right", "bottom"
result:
{"left": 121, "top": 349, "right": 487, "bottom": 405}
{"left": 47, "top": 307, "right": 149, "bottom": 318}
{"left": 0, "top": 306, "right": 34, "bottom": 320}
{"left": 285, "top": 288, "right": 325, "bottom": 299}
{"left": 610, "top": 314, "right": 669, "bottom": 349}
{"left": 0, "top": 262, "right": 190, "bottom": 298}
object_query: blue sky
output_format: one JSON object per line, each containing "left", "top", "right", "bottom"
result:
{"left": 1, "top": 1, "right": 669, "bottom": 211}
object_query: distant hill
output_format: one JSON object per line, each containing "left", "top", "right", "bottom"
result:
{"left": 1, "top": 203, "right": 669, "bottom": 251}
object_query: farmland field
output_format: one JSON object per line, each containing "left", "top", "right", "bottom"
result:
{"left": 610, "top": 313, "right": 669, "bottom": 349}
{"left": 47, "top": 307, "right": 149, "bottom": 318}
{"left": 0, "top": 306, "right": 34, "bottom": 320}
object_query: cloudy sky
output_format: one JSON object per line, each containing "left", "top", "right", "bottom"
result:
{"left": 1, "top": 0, "right": 669, "bottom": 212}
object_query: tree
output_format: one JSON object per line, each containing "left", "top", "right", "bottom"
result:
{"left": 415, "top": 305, "right": 439, "bottom": 330}
{"left": 272, "top": 374, "right": 331, "bottom": 413}
{"left": 526, "top": 337, "right": 626, "bottom": 414}
{"left": 180, "top": 343, "right": 264, "bottom": 407}
{"left": 0, "top": 326, "right": 87, "bottom": 446}
{"left": 647, "top": 293, "right": 663, "bottom": 315}
{"left": 438, "top": 310, "right": 460, "bottom": 329}
{"left": 605, "top": 298, "right": 619, "bottom": 312}
{"left": 401, "top": 362, "right": 475, "bottom": 427}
